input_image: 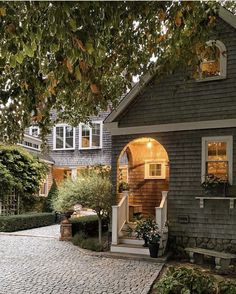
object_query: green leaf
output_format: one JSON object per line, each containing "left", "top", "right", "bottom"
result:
{"left": 85, "top": 41, "right": 94, "bottom": 55}
{"left": 75, "top": 66, "right": 82, "bottom": 81}
{"left": 69, "top": 19, "right": 77, "bottom": 32}
{"left": 15, "top": 52, "right": 24, "bottom": 64}
{"left": 9, "top": 55, "right": 16, "bottom": 67}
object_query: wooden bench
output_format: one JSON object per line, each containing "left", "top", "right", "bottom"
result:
{"left": 185, "top": 247, "right": 236, "bottom": 270}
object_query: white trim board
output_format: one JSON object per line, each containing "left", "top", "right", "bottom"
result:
{"left": 105, "top": 119, "right": 236, "bottom": 136}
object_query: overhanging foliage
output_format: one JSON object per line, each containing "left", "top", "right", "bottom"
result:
{"left": 0, "top": 1, "right": 235, "bottom": 142}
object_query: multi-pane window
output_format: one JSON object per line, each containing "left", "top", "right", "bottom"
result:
{"left": 145, "top": 160, "right": 166, "bottom": 179}
{"left": 197, "top": 40, "right": 227, "bottom": 81}
{"left": 79, "top": 122, "right": 102, "bottom": 149}
{"left": 54, "top": 125, "right": 75, "bottom": 150}
{"left": 29, "top": 126, "right": 39, "bottom": 137}
{"left": 202, "top": 136, "right": 233, "bottom": 184}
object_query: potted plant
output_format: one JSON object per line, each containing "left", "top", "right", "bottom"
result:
{"left": 118, "top": 181, "right": 129, "bottom": 193}
{"left": 201, "top": 174, "right": 230, "bottom": 197}
{"left": 135, "top": 218, "right": 161, "bottom": 257}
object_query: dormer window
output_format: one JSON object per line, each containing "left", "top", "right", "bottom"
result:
{"left": 197, "top": 40, "right": 227, "bottom": 81}
{"left": 29, "top": 126, "right": 40, "bottom": 137}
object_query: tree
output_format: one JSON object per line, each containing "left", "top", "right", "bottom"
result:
{"left": 53, "top": 169, "right": 112, "bottom": 244}
{"left": 1, "top": 1, "right": 233, "bottom": 143}
{"left": 0, "top": 145, "right": 48, "bottom": 196}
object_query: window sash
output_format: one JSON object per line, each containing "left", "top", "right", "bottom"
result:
{"left": 80, "top": 122, "right": 102, "bottom": 149}
{"left": 54, "top": 125, "right": 75, "bottom": 150}
{"left": 201, "top": 136, "right": 233, "bottom": 184}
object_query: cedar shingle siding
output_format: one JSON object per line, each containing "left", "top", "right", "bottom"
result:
{"left": 117, "top": 19, "right": 236, "bottom": 128}
{"left": 111, "top": 17, "right": 236, "bottom": 252}
{"left": 48, "top": 111, "right": 111, "bottom": 167}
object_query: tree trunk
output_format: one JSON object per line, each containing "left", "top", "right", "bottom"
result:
{"left": 98, "top": 216, "right": 102, "bottom": 244}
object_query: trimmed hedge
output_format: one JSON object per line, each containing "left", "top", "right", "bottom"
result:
{"left": 0, "top": 212, "right": 55, "bottom": 232}
{"left": 70, "top": 215, "right": 108, "bottom": 237}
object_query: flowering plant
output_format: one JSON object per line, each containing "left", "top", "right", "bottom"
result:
{"left": 201, "top": 174, "right": 230, "bottom": 196}
{"left": 135, "top": 218, "right": 161, "bottom": 244}
{"left": 201, "top": 174, "right": 228, "bottom": 189}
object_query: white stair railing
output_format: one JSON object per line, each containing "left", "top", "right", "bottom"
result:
{"left": 155, "top": 191, "right": 168, "bottom": 231}
{"left": 111, "top": 191, "right": 129, "bottom": 245}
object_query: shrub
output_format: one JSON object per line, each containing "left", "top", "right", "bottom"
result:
{"left": 154, "top": 267, "right": 216, "bottom": 294}
{"left": 0, "top": 212, "right": 55, "bottom": 232}
{"left": 0, "top": 145, "right": 47, "bottom": 196}
{"left": 70, "top": 215, "right": 108, "bottom": 237}
{"left": 218, "top": 280, "right": 236, "bottom": 294}
{"left": 72, "top": 233, "right": 104, "bottom": 252}
{"left": 53, "top": 168, "right": 112, "bottom": 243}
{"left": 43, "top": 180, "right": 59, "bottom": 212}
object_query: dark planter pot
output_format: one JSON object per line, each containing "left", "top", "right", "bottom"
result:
{"left": 148, "top": 243, "right": 159, "bottom": 258}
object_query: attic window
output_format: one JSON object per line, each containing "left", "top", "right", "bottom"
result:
{"left": 197, "top": 40, "right": 227, "bottom": 81}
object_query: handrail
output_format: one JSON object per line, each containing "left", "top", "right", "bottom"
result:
{"left": 155, "top": 191, "right": 168, "bottom": 231}
{"left": 111, "top": 191, "right": 129, "bottom": 245}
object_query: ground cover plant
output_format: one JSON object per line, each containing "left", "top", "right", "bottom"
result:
{"left": 153, "top": 265, "right": 236, "bottom": 294}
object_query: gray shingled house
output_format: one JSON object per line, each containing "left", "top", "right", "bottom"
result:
{"left": 46, "top": 110, "right": 112, "bottom": 184}
{"left": 105, "top": 7, "right": 236, "bottom": 257}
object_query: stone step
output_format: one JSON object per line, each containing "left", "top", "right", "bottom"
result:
{"left": 111, "top": 244, "right": 150, "bottom": 255}
{"left": 119, "top": 237, "right": 145, "bottom": 246}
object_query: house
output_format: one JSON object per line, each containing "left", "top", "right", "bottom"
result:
{"left": 18, "top": 132, "right": 54, "bottom": 197}
{"left": 105, "top": 7, "right": 236, "bottom": 256}
{"left": 44, "top": 110, "right": 111, "bottom": 184}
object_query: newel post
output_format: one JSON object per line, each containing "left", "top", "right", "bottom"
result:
{"left": 112, "top": 205, "right": 118, "bottom": 245}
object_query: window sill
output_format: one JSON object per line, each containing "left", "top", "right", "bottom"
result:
{"left": 79, "top": 147, "right": 102, "bottom": 150}
{"left": 195, "top": 197, "right": 236, "bottom": 209}
{"left": 52, "top": 148, "right": 75, "bottom": 151}
{"left": 196, "top": 75, "right": 226, "bottom": 82}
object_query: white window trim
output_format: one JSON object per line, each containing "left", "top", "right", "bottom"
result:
{"left": 79, "top": 121, "right": 103, "bottom": 150}
{"left": 144, "top": 160, "right": 167, "bottom": 180}
{"left": 29, "top": 126, "right": 40, "bottom": 137}
{"left": 53, "top": 124, "right": 75, "bottom": 150}
{"left": 197, "top": 40, "right": 227, "bottom": 82}
{"left": 201, "top": 136, "right": 233, "bottom": 184}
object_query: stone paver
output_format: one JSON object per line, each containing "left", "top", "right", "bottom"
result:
{"left": 0, "top": 225, "right": 163, "bottom": 294}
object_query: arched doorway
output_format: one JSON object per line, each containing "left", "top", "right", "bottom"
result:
{"left": 117, "top": 137, "right": 169, "bottom": 219}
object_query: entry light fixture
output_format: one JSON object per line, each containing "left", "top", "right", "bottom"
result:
{"left": 147, "top": 139, "right": 152, "bottom": 149}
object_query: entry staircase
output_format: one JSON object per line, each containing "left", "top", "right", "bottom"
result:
{"left": 111, "top": 191, "right": 168, "bottom": 256}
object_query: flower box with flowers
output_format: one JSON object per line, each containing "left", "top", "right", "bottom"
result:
{"left": 201, "top": 174, "right": 230, "bottom": 197}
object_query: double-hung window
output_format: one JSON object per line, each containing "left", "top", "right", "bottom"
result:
{"left": 79, "top": 121, "right": 103, "bottom": 149}
{"left": 201, "top": 136, "right": 233, "bottom": 184}
{"left": 53, "top": 124, "right": 75, "bottom": 150}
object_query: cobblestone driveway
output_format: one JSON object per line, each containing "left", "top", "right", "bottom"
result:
{"left": 0, "top": 225, "right": 163, "bottom": 294}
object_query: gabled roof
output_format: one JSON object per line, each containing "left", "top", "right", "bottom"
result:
{"left": 105, "top": 6, "right": 236, "bottom": 124}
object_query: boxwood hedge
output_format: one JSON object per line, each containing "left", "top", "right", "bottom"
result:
{"left": 0, "top": 212, "right": 55, "bottom": 232}
{"left": 70, "top": 215, "right": 108, "bottom": 237}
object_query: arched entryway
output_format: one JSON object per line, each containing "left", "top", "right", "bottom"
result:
{"left": 117, "top": 137, "right": 169, "bottom": 219}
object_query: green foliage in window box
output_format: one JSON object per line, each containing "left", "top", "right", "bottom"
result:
{"left": 70, "top": 215, "right": 108, "bottom": 237}
{"left": 154, "top": 266, "right": 216, "bottom": 294}
{"left": 0, "top": 212, "right": 55, "bottom": 232}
